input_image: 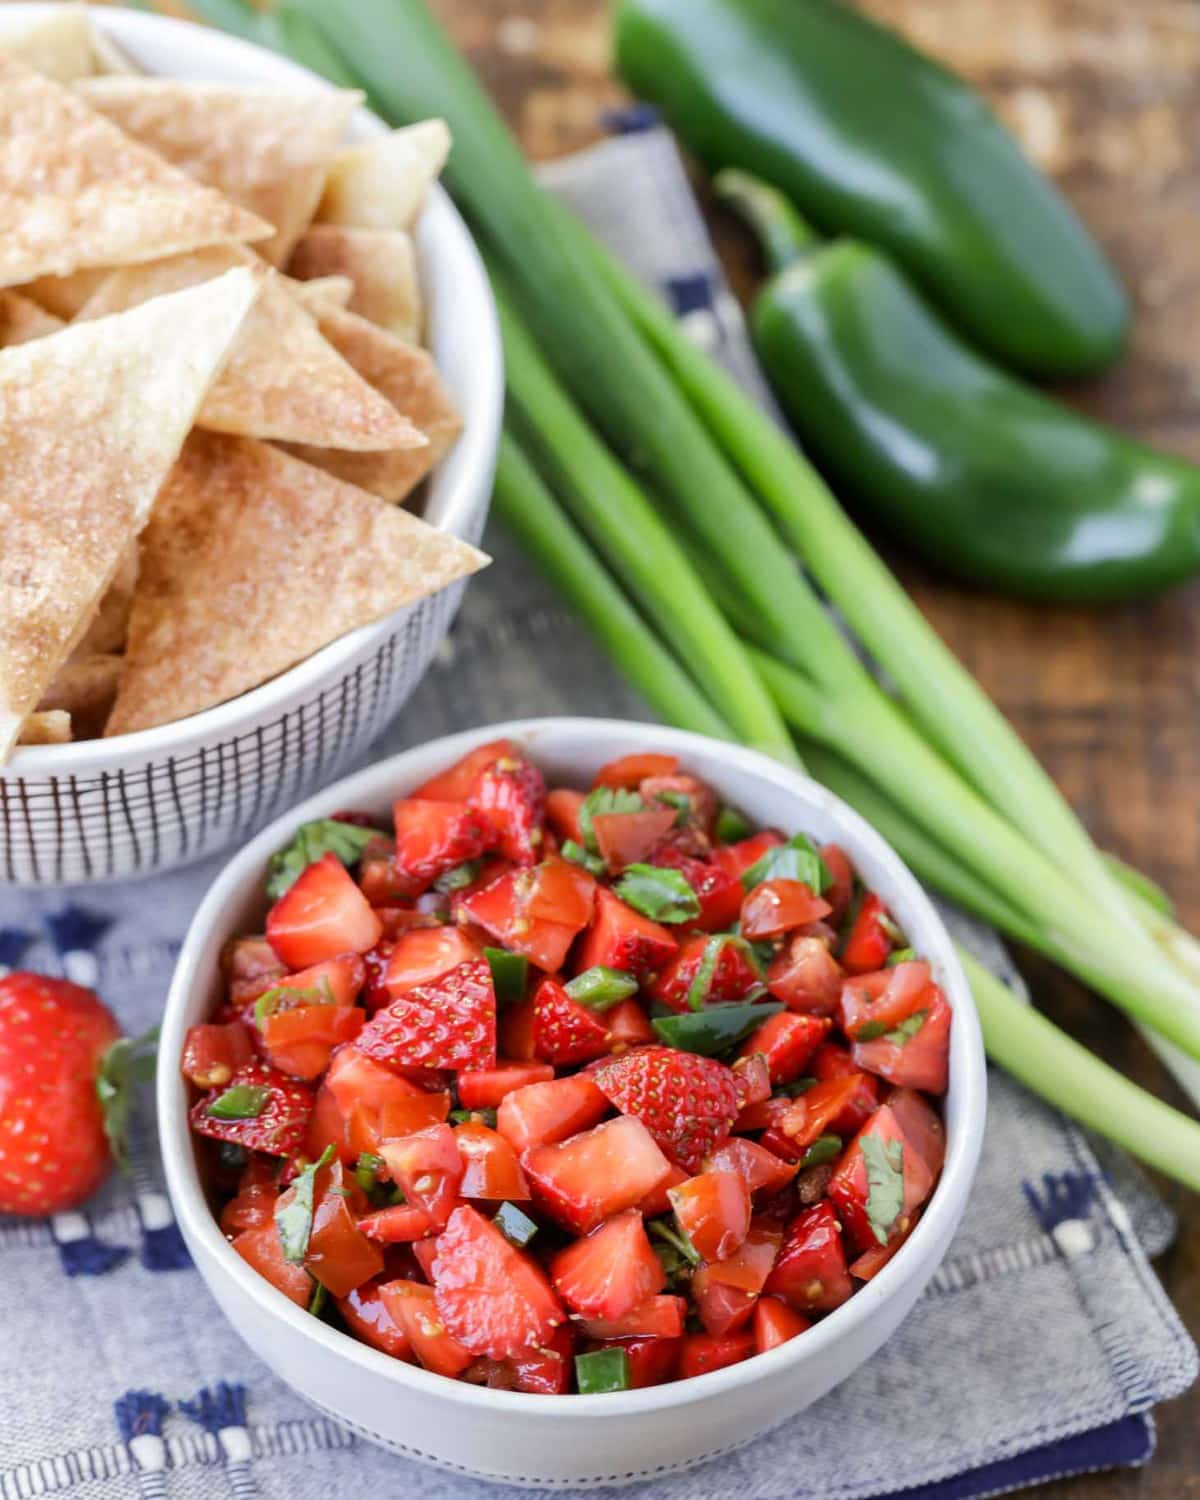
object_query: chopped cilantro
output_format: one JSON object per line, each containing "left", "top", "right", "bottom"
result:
{"left": 561, "top": 839, "right": 606, "bottom": 876}
{"left": 254, "top": 977, "right": 334, "bottom": 1028}
{"left": 614, "top": 863, "right": 701, "bottom": 924}
{"left": 861, "top": 1134, "right": 905, "bottom": 1246}
{"left": 577, "top": 786, "right": 644, "bottom": 854}
{"left": 740, "top": 831, "right": 833, "bottom": 894}
{"left": 434, "top": 859, "right": 483, "bottom": 894}
{"left": 653, "top": 789, "right": 691, "bottom": 826}
{"left": 800, "top": 1134, "right": 842, "bottom": 1168}
{"left": 714, "top": 805, "right": 752, "bottom": 844}
{"left": 265, "top": 819, "right": 377, "bottom": 900}
{"left": 276, "top": 1145, "right": 334, "bottom": 1263}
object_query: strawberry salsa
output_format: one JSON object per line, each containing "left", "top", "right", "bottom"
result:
{"left": 184, "top": 740, "right": 951, "bottom": 1394}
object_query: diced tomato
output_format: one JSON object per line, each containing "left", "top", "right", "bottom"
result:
{"left": 840, "top": 960, "right": 931, "bottom": 1040}
{"left": 604, "top": 997, "right": 657, "bottom": 1053}
{"left": 383, "top": 926, "right": 481, "bottom": 1001}
{"left": 522, "top": 1116, "right": 671, "bottom": 1233}
{"left": 260, "top": 1004, "right": 364, "bottom": 1080}
{"left": 454, "top": 1121, "right": 530, "bottom": 1200}
{"left": 327, "top": 1044, "right": 426, "bottom": 1117}
{"left": 591, "top": 805, "right": 677, "bottom": 873}
{"left": 380, "top": 1123, "right": 464, "bottom": 1229}
{"left": 458, "top": 866, "right": 583, "bottom": 973}
{"left": 639, "top": 774, "right": 717, "bottom": 834}
{"left": 737, "top": 1012, "right": 831, "bottom": 1085}
{"left": 551, "top": 1209, "right": 664, "bottom": 1320}
{"left": 841, "top": 893, "right": 894, "bottom": 974}
{"left": 232, "top": 1222, "right": 312, "bottom": 1307}
{"left": 527, "top": 858, "right": 597, "bottom": 928}
{"left": 711, "top": 830, "right": 784, "bottom": 883}
{"left": 810, "top": 1043, "right": 881, "bottom": 1136}
{"left": 763, "top": 1200, "right": 853, "bottom": 1313}
{"left": 373, "top": 908, "right": 441, "bottom": 940}
{"left": 412, "top": 739, "right": 516, "bottom": 802}
{"left": 753, "top": 1296, "right": 810, "bottom": 1353}
{"left": 593, "top": 753, "right": 679, "bottom": 789}
{"left": 819, "top": 845, "right": 854, "bottom": 927}
{"left": 648, "top": 847, "right": 743, "bottom": 932}
{"left": 496, "top": 1074, "right": 609, "bottom": 1153}
{"left": 827, "top": 1103, "right": 935, "bottom": 1256}
{"left": 432, "top": 1204, "right": 564, "bottom": 1358}
{"left": 690, "top": 1275, "right": 755, "bottom": 1339}
{"left": 574, "top": 887, "right": 679, "bottom": 979}
{"left": 392, "top": 798, "right": 497, "bottom": 886}
{"left": 222, "top": 934, "right": 286, "bottom": 1007}
{"left": 650, "top": 933, "right": 760, "bottom": 1013}
{"left": 379, "top": 1281, "right": 475, "bottom": 1376}
{"left": 182, "top": 1021, "right": 255, "bottom": 1088}
{"left": 305, "top": 1080, "right": 352, "bottom": 1163}
{"left": 766, "top": 934, "right": 843, "bottom": 1015}
{"left": 740, "top": 880, "right": 832, "bottom": 941}
{"left": 261, "top": 953, "right": 366, "bottom": 1011}
{"left": 374, "top": 1090, "right": 452, "bottom": 1144}
{"left": 669, "top": 1171, "right": 751, "bottom": 1263}
{"left": 545, "top": 788, "right": 586, "bottom": 845}
{"left": 853, "top": 990, "right": 951, "bottom": 1094}
{"left": 788, "top": 1076, "right": 873, "bottom": 1154}
{"left": 497, "top": 995, "right": 537, "bottom": 1061}
{"left": 357, "top": 835, "right": 422, "bottom": 907}
{"left": 303, "top": 1162, "right": 384, "bottom": 1297}
{"left": 704, "top": 1138, "right": 796, "bottom": 1200}
{"left": 359, "top": 1204, "right": 436, "bottom": 1243}
{"left": 731, "top": 1052, "right": 772, "bottom": 1110}
{"left": 887, "top": 1088, "right": 947, "bottom": 1179}
{"left": 337, "top": 1278, "right": 413, "bottom": 1361}
{"left": 511, "top": 1323, "right": 575, "bottom": 1394}
{"left": 677, "top": 1329, "right": 755, "bottom": 1380}
{"left": 219, "top": 1156, "right": 278, "bottom": 1236}
{"left": 577, "top": 1294, "right": 686, "bottom": 1341}
{"left": 591, "top": 1335, "right": 681, "bottom": 1388}
{"left": 532, "top": 977, "right": 611, "bottom": 1066}
{"left": 267, "top": 853, "right": 383, "bottom": 969}
{"left": 469, "top": 756, "right": 546, "bottom": 865}
{"left": 457, "top": 1062, "right": 554, "bottom": 1110}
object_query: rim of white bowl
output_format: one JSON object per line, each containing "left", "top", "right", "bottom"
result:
{"left": 160, "top": 718, "right": 987, "bottom": 1419}
{"left": 4, "top": 4, "right": 503, "bottom": 776}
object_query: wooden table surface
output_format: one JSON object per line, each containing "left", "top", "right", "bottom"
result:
{"left": 430, "top": 2, "right": 1200, "bottom": 1494}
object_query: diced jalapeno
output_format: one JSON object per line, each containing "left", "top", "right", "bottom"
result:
{"left": 494, "top": 1201, "right": 539, "bottom": 1247}
{"left": 652, "top": 1001, "right": 784, "bottom": 1055}
{"left": 575, "top": 1347, "right": 632, "bottom": 1394}
{"left": 565, "top": 965, "right": 638, "bottom": 1011}
{"left": 484, "top": 947, "right": 528, "bottom": 1007}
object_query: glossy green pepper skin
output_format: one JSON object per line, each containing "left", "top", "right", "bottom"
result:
{"left": 723, "top": 175, "right": 1200, "bottom": 604}
{"left": 614, "top": 0, "right": 1128, "bottom": 379}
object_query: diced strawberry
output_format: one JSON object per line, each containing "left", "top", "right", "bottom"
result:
{"left": 767, "top": 935, "right": 844, "bottom": 1015}
{"left": 383, "top": 925, "right": 481, "bottom": 999}
{"left": 522, "top": 1116, "right": 671, "bottom": 1233}
{"left": 496, "top": 1074, "right": 609, "bottom": 1153}
{"left": 704, "top": 1138, "right": 796, "bottom": 1199}
{"left": 181, "top": 1020, "right": 255, "bottom": 1088}
{"left": 677, "top": 1329, "right": 755, "bottom": 1380}
{"left": 828, "top": 1103, "right": 936, "bottom": 1257}
{"left": 359, "top": 1204, "right": 436, "bottom": 1243}
{"left": 497, "top": 995, "right": 537, "bottom": 1061}
{"left": 392, "top": 798, "right": 497, "bottom": 886}
{"left": 763, "top": 1200, "right": 853, "bottom": 1313}
{"left": 454, "top": 1120, "right": 530, "bottom": 1200}
{"left": 811, "top": 1043, "right": 880, "bottom": 1135}
{"left": 470, "top": 756, "right": 546, "bottom": 865}
{"left": 574, "top": 888, "right": 678, "bottom": 980}
{"left": 267, "top": 853, "right": 383, "bottom": 969}
{"left": 219, "top": 1156, "right": 278, "bottom": 1236}
{"left": 222, "top": 934, "right": 286, "bottom": 1007}
{"left": 819, "top": 844, "right": 855, "bottom": 927}
{"left": 373, "top": 907, "right": 443, "bottom": 940}
{"left": 590, "top": 1335, "right": 681, "bottom": 1388}
{"left": 361, "top": 941, "right": 394, "bottom": 1011}
{"left": 648, "top": 847, "right": 742, "bottom": 932}
{"left": 639, "top": 774, "right": 717, "bottom": 834}
{"left": 532, "top": 977, "right": 610, "bottom": 1066}
{"left": 432, "top": 1204, "right": 564, "bottom": 1358}
{"left": 741, "top": 880, "right": 832, "bottom": 941}
{"left": 591, "top": 805, "right": 677, "bottom": 873}
{"left": 357, "top": 835, "right": 423, "bottom": 906}
{"left": 305, "top": 1080, "right": 352, "bottom": 1163}
{"left": 636, "top": 1160, "right": 689, "bottom": 1219}
{"left": 577, "top": 1294, "right": 686, "bottom": 1341}
{"left": 604, "top": 997, "right": 657, "bottom": 1053}
{"left": 753, "top": 1296, "right": 810, "bottom": 1353}
{"left": 841, "top": 893, "right": 894, "bottom": 974}
{"left": 458, "top": 867, "right": 582, "bottom": 973}
{"left": 258, "top": 953, "right": 366, "bottom": 1013}
{"left": 337, "top": 1278, "right": 414, "bottom": 1361}
{"left": 526, "top": 858, "right": 596, "bottom": 927}
{"left": 232, "top": 1221, "right": 312, "bottom": 1306}
{"left": 853, "top": 989, "right": 951, "bottom": 1094}
{"left": 545, "top": 788, "right": 586, "bottom": 845}
{"left": 670, "top": 1171, "right": 751, "bottom": 1263}
{"left": 511, "top": 1322, "right": 576, "bottom": 1394}
{"left": 259, "top": 1004, "right": 364, "bottom": 1081}
{"left": 357, "top": 959, "right": 496, "bottom": 1073}
{"left": 326, "top": 1044, "right": 430, "bottom": 1117}
{"left": 412, "top": 739, "right": 516, "bottom": 802}
{"left": 711, "top": 830, "right": 784, "bottom": 883}
{"left": 593, "top": 753, "right": 679, "bottom": 789}
{"left": 551, "top": 1208, "right": 664, "bottom": 1321}
{"left": 457, "top": 1062, "right": 554, "bottom": 1110}
{"left": 410, "top": 1235, "right": 439, "bottom": 1280}
{"left": 379, "top": 1281, "right": 474, "bottom": 1376}
{"left": 191, "top": 1062, "right": 314, "bottom": 1157}
{"left": 303, "top": 1161, "right": 384, "bottom": 1296}
{"left": 737, "top": 1012, "right": 831, "bottom": 1086}
{"left": 649, "top": 934, "right": 761, "bottom": 1013}
{"left": 593, "top": 1046, "right": 739, "bottom": 1172}
{"left": 380, "top": 1123, "right": 464, "bottom": 1228}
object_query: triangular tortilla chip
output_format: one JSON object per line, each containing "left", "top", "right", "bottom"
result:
{"left": 18, "top": 711, "right": 71, "bottom": 746}
{"left": 287, "top": 274, "right": 355, "bottom": 312}
{"left": 88, "top": 25, "right": 138, "bottom": 77}
{"left": 38, "top": 653, "right": 123, "bottom": 740}
{"left": 318, "top": 119, "right": 450, "bottom": 232}
{"left": 0, "top": 55, "right": 271, "bottom": 288}
{"left": 22, "top": 267, "right": 110, "bottom": 318}
{"left": 77, "top": 78, "right": 362, "bottom": 265}
{"left": 74, "top": 544, "right": 138, "bottom": 657}
{"left": 285, "top": 304, "right": 462, "bottom": 503}
{"left": 78, "top": 246, "right": 425, "bottom": 451}
{"left": 105, "top": 434, "right": 488, "bottom": 736}
{"left": 0, "top": 290, "right": 62, "bottom": 346}
{"left": 0, "top": 5, "right": 95, "bottom": 83}
{"left": 0, "top": 266, "right": 263, "bottom": 761}
{"left": 289, "top": 225, "right": 422, "bottom": 342}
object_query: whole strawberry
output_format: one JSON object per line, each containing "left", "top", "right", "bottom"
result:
{"left": 593, "top": 1045, "right": 740, "bottom": 1172}
{"left": 0, "top": 972, "right": 153, "bottom": 1216}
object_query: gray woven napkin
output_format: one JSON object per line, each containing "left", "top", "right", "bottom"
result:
{"left": 0, "top": 127, "right": 1193, "bottom": 1500}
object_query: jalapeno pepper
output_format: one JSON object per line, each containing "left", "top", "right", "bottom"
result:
{"left": 613, "top": 0, "right": 1128, "bottom": 379}
{"left": 720, "top": 172, "right": 1200, "bottom": 604}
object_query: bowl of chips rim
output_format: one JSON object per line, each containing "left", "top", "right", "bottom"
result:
{"left": 0, "top": 4, "right": 503, "bottom": 885}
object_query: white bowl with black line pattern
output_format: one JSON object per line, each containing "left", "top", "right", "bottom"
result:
{"left": 160, "top": 719, "right": 987, "bottom": 1488}
{"left": 0, "top": 5, "right": 502, "bottom": 887}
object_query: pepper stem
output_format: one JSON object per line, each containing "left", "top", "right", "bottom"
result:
{"left": 714, "top": 169, "right": 821, "bottom": 273}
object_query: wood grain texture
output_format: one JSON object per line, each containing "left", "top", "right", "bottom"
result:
{"left": 25, "top": 0, "right": 1200, "bottom": 1491}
